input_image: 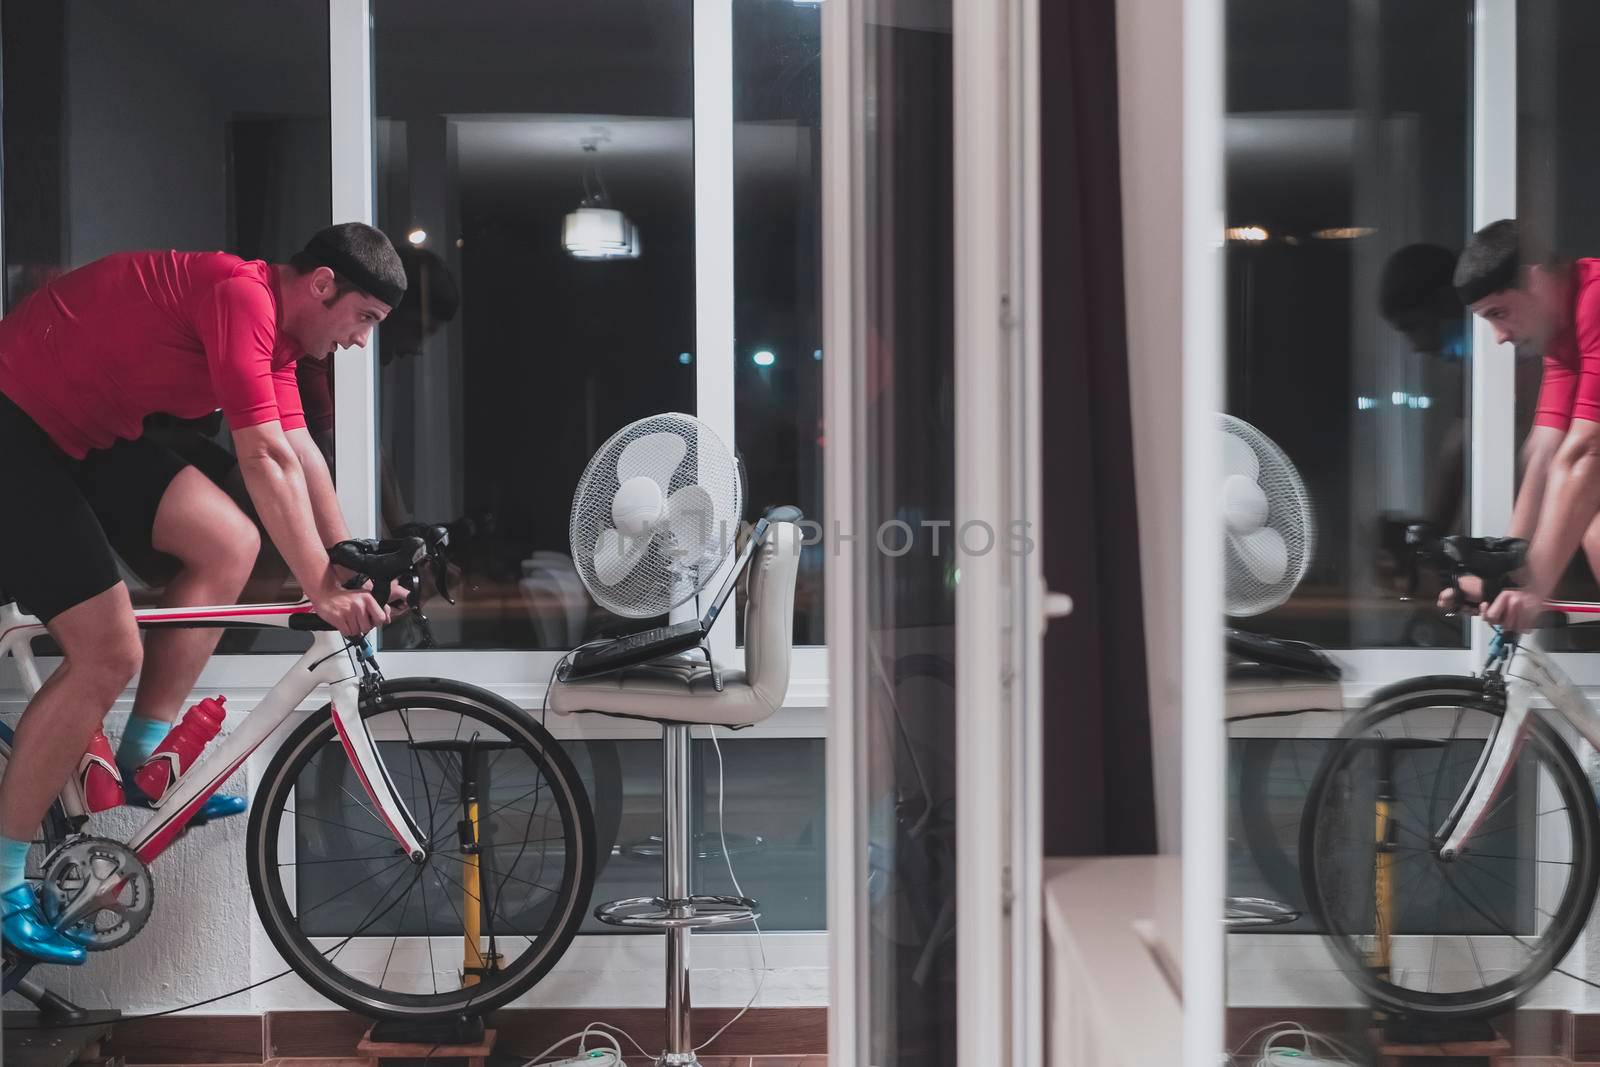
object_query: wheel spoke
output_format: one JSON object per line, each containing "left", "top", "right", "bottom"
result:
{"left": 297, "top": 856, "right": 411, "bottom": 922}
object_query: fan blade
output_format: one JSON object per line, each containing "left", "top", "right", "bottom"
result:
{"left": 593, "top": 527, "right": 651, "bottom": 587}
{"left": 1232, "top": 527, "right": 1289, "bottom": 585}
{"left": 1221, "top": 473, "right": 1269, "bottom": 535}
{"left": 617, "top": 431, "right": 688, "bottom": 490}
{"left": 1221, "top": 430, "right": 1259, "bottom": 482}
{"left": 661, "top": 484, "right": 719, "bottom": 560}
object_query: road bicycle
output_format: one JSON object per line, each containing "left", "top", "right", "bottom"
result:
{"left": 0, "top": 528, "right": 598, "bottom": 1020}
{"left": 1298, "top": 530, "right": 1600, "bottom": 1018}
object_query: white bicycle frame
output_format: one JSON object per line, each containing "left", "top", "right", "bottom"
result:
{"left": 1438, "top": 610, "right": 1600, "bottom": 860}
{"left": 0, "top": 596, "right": 427, "bottom": 874}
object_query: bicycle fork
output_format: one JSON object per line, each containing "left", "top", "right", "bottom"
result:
{"left": 330, "top": 641, "right": 429, "bottom": 862}
{"left": 1436, "top": 668, "right": 1533, "bottom": 861}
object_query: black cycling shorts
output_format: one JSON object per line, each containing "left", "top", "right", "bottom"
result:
{"left": 0, "top": 390, "right": 191, "bottom": 623}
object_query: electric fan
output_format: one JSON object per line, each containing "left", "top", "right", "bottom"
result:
{"left": 1220, "top": 413, "right": 1314, "bottom": 617}
{"left": 568, "top": 412, "right": 744, "bottom": 617}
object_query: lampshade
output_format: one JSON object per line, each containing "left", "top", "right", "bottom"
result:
{"left": 564, "top": 207, "right": 641, "bottom": 261}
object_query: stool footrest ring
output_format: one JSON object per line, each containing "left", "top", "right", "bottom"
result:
{"left": 593, "top": 894, "right": 760, "bottom": 929}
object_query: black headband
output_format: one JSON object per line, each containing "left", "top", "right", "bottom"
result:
{"left": 300, "top": 234, "right": 406, "bottom": 309}
{"left": 1455, "top": 256, "right": 1519, "bottom": 306}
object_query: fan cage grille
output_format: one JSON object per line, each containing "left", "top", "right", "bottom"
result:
{"left": 1222, "top": 413, "right": 1315, "bottom": 617}
{"left": 569, "top": 413, "right": 744, "bottom": 618}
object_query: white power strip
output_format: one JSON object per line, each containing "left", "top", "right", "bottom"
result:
{"left": 1262, "top": 1052, "right": 1348, "bottom": 1067}
{"left": 545, "top": 1052, "right": 623, "bottom": 1067}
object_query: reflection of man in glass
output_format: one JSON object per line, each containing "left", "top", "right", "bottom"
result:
{"left": 1378, "top": 245, "right": 1544, "bottom": 535}
{"left": 1381, "top": 244, "right": 1469, "bottom": 360}
{"left": 1380, "top": 245, "right": 1469, "bottom": 536}
{"left": 1448, "top": 219, "right": 1600, "bottom": 629}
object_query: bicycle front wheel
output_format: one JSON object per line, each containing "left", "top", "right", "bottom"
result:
{"left": 1300, "top": 676, "right": 1600, "bottom": 1018}
{"left": 246, "top": 678, "right": 595, "bottom": 1019}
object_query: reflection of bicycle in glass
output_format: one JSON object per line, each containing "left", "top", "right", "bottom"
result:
{"left": 1299, "top": 531, "right": 1600, "bottom": 1018}
{"left": 0, "top": 528, "right": 597, "bottom": 1020}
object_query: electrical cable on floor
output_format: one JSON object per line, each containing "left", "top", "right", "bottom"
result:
{"left": 693, "top": 724, "right": 769, "bottom": 1053}
{"left": 1228, "top": 1019, "right": 1361, "bottom": 1066}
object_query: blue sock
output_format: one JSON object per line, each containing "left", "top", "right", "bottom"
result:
{"left": 116, "top": 714, "right": 172, "bottom": 771}
{"left": 0, "top": 835, "right": 31, "bottom": 894}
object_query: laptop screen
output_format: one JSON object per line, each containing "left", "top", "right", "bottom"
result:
{"left": 701, "top": 518, "right": 769, "bottom": 627}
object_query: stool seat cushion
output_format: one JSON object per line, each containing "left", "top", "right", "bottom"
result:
{"left": 549, "top": 654, "right": 776, "bottom": 727}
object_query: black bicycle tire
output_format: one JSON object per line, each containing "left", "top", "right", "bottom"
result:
{"left": 245, "top": 677, "right": 596, "bottom": 1019}
{"left": 1299, "top": 674, "right": 1600, "bottom": 1018}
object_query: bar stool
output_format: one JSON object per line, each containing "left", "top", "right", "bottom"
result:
{"left": 548, "top": 521, "right": 802, "bottom": 1067}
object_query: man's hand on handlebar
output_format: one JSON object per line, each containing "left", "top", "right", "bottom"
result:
{"left": 1483, "top": 587, "right": 1549, "bottom": 633}
{"left": 312, "top": 571, "right": 392, "bottom": 636}
{"left": 1437, "top": 575, "right": 1485, "bottom": 616}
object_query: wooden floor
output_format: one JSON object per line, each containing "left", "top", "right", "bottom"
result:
{"left": 137, "top": 1060, "right": 826, "bottom": 1067}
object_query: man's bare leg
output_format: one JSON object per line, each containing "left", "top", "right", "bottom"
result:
{"left": 126, "top": 467, "right": 260, "bottom": 727}
{"left": 0, "top": 584, "right": 141, "bottom": 841}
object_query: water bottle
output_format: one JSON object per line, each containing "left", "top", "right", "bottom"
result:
{"left": 77, "top": 730, "right": 124, "bottom": 813}
{"left": 133, "top": 696, "right": 227, "bottom": 804}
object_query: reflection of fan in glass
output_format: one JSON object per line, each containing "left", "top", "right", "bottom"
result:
{"left": 569, "top": 413, "right": 743, "bottom": 618}
{"left": 1220, "top": 414, "right": 1314, "bottom": 617}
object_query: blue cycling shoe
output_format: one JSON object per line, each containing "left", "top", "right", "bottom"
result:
{"left": 119, "top": 766, "right": 247, "bottom": 824}
{"left": 1, "top": 885, "right": 87, "bottom": 965}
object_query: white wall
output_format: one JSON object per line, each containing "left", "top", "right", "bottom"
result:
{"left": 1115, "top": 0, "right": 1185, "bottom": 854}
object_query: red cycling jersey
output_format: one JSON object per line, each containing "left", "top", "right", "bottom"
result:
{"left": 1533, "top": 257, "right": 1600, "bottom": 433}
{"left": 0, "top": 251, "right": 307, "bottom": 459}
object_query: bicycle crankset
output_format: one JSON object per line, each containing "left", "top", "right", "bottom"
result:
{"left": 40, "top": 837, "right": 154, "bottom": 951}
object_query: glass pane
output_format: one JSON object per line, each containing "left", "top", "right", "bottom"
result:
{"left": 295, "top": 737, "right": 826, "bottom": 935}
{"left": 858, "top": 3, "right": 957, "bottom": 1064}
{"left": 372, "top": 1, "right": 695, "bottom": 650}
{"left": 1516, "top": 0, "right": 1600, "bottom": 650}
{"left": 733, "top": 0, "right": 825, "bottom": 647}
{"left": 1, "top": 0, "right": 330, "bottom": 653}
{"left": 1224, "top": 0, "right": 1472, "bottom": 648}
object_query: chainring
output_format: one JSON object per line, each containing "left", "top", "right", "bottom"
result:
{"left": 40, "top": 836, "right": 153, "bottom": 951}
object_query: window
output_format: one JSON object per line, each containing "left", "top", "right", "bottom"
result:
{"left": 294, "top": 736, "right": 826, "bottom": 936}
{"left": 1, "top": 0, "right": 331, "bottom": 652}
{"left": 1515, "top": 0, "right": 1600, "bottom": 652}
{"left": 371, "top": 0, "right": 697, "bottom": 651}
{"left": 1224, "top": 0, "right": 1473, "bottom": 649}
{"left": 1226, "top": 737, "right": 1535, "bottom": 936}
{"left": 733, "top": 0, "right": 824, "bottom": 647}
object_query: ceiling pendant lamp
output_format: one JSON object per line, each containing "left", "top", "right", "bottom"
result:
{"left": 564, "top": 140, "right": 640, "bottom": 261}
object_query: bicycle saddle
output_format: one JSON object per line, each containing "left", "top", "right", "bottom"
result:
{"left": 1440, "top": 535, "right": 1527, "bottom": 580}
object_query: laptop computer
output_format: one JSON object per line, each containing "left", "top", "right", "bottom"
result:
{"left": 563, "top": 517, "right": 770, "bottom": 679}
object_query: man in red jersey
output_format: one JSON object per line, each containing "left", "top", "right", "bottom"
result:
{"left": 0, "top": 223, "right": 404, "bottom": 963}
{"left": 1443, "top": 219, "right": 1600, "bottom": 631}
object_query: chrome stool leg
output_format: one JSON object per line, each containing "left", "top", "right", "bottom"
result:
{"left": 664, "top": 723, "right": 693, "bottom": 1065}
{"left": 594, "top": 723, "right": 759, "bottom": 1066}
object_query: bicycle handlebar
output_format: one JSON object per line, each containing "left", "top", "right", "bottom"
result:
{"left": 287, "top": 527, "right": 454, "bottom": 632}
{"left": 1406, "top": 523, "right": 1527, "bottom": 611}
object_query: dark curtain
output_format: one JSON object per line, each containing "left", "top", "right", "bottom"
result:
{"left": 1040, "top": 0, "right": 1158, "bottom": 855}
